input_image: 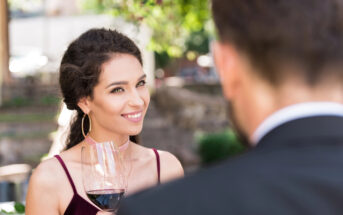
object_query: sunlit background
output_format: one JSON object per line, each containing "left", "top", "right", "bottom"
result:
{"left": 0, "top": 0, "right": 244, "bottom": 212}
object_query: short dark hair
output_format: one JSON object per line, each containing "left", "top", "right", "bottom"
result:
{"left": 59, "top": 28, "right": 142, "bottom": 149}
{"left": 212, "top": 0, "right": 343, "bottom": 85}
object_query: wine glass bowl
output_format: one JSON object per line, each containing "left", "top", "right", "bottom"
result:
{"left": 81, "top": 141, "right": 126, "bottom": 213}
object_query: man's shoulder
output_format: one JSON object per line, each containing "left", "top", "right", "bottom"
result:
{"left": 118, "top": 150, "right": 267, "bottom": 215}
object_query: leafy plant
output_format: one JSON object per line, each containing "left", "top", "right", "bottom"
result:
{"left": 80, "top": 0, "right": 213, "bottom": 62}
{"left": 0, "top": 202, "right": 25, "bottom": 214}
{"left": 197, "top": 129, "right": 246, "bottom": 165}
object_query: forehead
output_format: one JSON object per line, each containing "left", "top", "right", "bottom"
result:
{"left": 99, "top": 54, "right": 143, "bottom": 84}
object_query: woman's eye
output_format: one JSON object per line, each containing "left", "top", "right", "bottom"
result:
{"left": 137, "top": 80, "right": 146, "bottom": 87}
{"left": 111, "top": 87, "right": 124, "bottom": 93}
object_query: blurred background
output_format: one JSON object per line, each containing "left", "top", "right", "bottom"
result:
{"left": 0, "top": 0, "right": 245, "bottom": 212}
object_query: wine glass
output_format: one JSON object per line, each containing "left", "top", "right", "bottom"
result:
{"left": 81, "top": 141, "right": 126, "bottom": 213}
{"left": 121, "top": 147, "right": 132, "bottom": 193}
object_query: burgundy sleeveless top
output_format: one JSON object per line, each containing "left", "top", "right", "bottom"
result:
{"left": 55, "top": 149, "right": 161, "bottom": 215}
{"left": 152, "top": 148, "right": 161, "bottom": 184}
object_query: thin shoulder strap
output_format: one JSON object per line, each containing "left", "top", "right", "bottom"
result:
{"left": 54, "top": 155, "right": 77, "bottom": 194}
{"left": 152, "top": 148, "right": 161, "bottom": 184}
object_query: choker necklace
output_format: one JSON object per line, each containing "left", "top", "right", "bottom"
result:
{"left": 84, "top": 135, "right": 130, "bottom": 151}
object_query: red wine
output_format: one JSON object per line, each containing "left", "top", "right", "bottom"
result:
{"left": 87, "top": 189, "right": 125, "bottom": 211}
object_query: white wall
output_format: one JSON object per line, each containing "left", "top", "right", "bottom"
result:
{"left": 9, "top": 14, "right": 155, "bottom": 88}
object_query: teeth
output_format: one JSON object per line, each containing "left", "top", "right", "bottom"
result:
{"left": 126, "top": 113, "right": 142, "bottom": 119}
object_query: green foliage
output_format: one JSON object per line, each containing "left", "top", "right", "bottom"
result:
{"left": 80, "top": 0, "right": 213, "bottom": 63}
{"left": 0, "top": 113, "right": 55, "bottom": 123}
{"left": 39, "top": 96, "right": 60, "bottom": 106}
{"left": 0, "top": 129, "right": 54, "bottom": 140}
{"left": 2, "top": 97, "right": 31, "bottom": 107}
{"left": 185, "top": 29, "right": 210, "bottom": 54}
{"left": 197, "top": 129, "right": 246, "bottom": 165}
{"left": 154, "top": 51, "right": 171, "bottom": 68}
{"left": 14, "top": 203, "right": 25, "bottom": 214}
{"left": 2, "top": 96, "right": 60, "bottom": 108}
{"left": 0, "top": 202, "right": 25, "bottom": 214}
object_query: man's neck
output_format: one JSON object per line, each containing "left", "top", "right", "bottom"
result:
{"left": 244, "top": 77, "right": 343, "bottom": 140}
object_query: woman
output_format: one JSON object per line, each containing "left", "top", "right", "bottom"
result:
{"left": 26, "top": 28, "right": 184, "bottom": 215}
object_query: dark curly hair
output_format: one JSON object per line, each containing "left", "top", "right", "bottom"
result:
{"left": 212, "top": 0, "right": 343, "bottom": 85}
{"left": 59, "top": 28, "right": 142, "bottom": 149}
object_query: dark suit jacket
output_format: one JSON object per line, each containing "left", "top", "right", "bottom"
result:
{"left": 118, "top": 116, "right": 343, "bottom": 215}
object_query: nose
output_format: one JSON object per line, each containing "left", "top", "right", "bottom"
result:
{"left": 128, "top": 89, "right": 144, "bottom": 107}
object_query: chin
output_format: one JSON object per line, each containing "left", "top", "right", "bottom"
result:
{"left": 126, "top": 127, "right": 143, "bottom": 136}
{"left": 129, "top": 131, "right": 141, "bottom": 136}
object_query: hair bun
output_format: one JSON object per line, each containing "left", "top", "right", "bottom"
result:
{"left": 59, "top": 64, "right": 83, "bottom": 110}
{"left": 64, "top": 99, "right": 78, "bottom": 110}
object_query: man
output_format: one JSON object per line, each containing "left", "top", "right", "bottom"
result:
{"left": 118, "top": 0, "right": 343, "bottom": 214}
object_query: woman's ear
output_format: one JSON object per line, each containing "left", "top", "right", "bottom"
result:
{"left": 77, "top": 97, "right": 91, "bottom": 114}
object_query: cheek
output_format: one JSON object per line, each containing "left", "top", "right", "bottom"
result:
{"left": 97, "top": 95, "right": 126, "bottom": 115}
{"left": 140, "top": 88, "right": 151, "bottom": 107}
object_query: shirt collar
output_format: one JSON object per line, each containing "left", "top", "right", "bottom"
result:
{"left": 251, "top": 102, "right": 343, "bottom": 145}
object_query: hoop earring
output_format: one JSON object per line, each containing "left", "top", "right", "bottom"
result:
{"left": 81, "top": 114, "right": 92, "bottom": 138}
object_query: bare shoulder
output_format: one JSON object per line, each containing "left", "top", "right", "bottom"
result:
{"left": 131, "top": 143, "right": 184, "bottom": 182}
{"left": 29, "top": 157, "right": 62, "bottom": 189}
{"left": 26, "top": 157, "right": 62, "bottom": 214}
{"left": 157, "top": 150, "right": 184, "bottom": 182}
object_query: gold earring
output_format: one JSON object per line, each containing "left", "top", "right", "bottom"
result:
{"left": 81, "top": 114, "right": 92, "bottom": 138}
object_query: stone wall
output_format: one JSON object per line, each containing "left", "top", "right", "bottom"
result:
{"left": 183, "top": 83, "right": 223, "bottom": 95}
{"left": 144, "top": 86, "right": 229, "bottom": 172}
{"left": 154, "top": 86, "right": 229, "bottom": 132}
{"left": 2, "top": 82, "right": 60, "bottom": 103}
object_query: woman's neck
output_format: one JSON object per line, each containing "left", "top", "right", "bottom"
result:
{"left": 84, "top": 133, "right": 133, "bottom": 164}
{"left": 88, "top": 130, "right": 129, "bottom": 148}
{"left": 85, "top": 135, "right": 130, "bottom": 151}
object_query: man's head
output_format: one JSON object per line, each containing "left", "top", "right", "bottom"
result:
{"left": 212, "top": 0, "right": 343, "bottom": 143}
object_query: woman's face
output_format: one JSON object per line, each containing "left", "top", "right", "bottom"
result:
{"left": 87, "top": 54, "right": 150, "bottom": 137}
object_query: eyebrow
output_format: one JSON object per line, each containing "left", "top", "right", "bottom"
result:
{"left": 106, "top": 74, "right": 147, "bottom": 88}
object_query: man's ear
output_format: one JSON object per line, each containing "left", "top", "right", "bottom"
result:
{"left": 77, "top": 97, "right": 91, "bottom": 114}
{"left": 213, "top": 41, "right": 240, "bottom": 100}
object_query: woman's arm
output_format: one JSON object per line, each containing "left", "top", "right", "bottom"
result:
{"left": 26, "top": 161, "right": 60, "bottom": 215}
{"left": 159, "top": 151, "right": 184, "bottom": 183}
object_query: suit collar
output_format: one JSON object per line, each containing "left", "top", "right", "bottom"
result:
{"left": 252, "top": 102, "right": 343, "bottom": 144}
{"left": 256, "top": 116, "right": 343, "bottom": 149}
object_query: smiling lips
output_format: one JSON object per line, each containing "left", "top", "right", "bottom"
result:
{"left": 121, "top": 111, "right": 143, "bottom": 122}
